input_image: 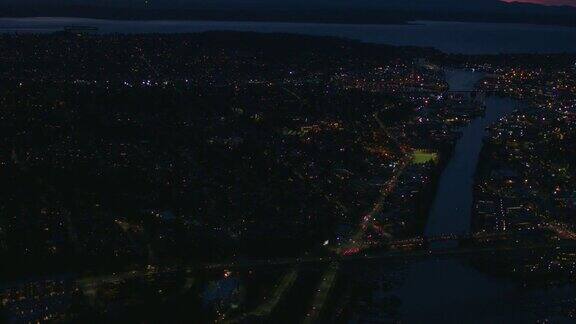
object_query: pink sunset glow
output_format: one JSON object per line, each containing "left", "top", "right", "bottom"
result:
{"left": 501, "top": 0, "right": 576, "bottom": 6}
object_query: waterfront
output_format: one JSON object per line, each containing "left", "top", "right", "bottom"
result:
{"left": 1, "top": 17, "right": 576, "bottom": 54}
{"left": 0, "top": 20, "right": 575, "bottom": 322}
{"left": 393, "top": 70, "right": 574, "bottom": 323}
{"left": 394, "top": 69, "right": 517, "bottom": 322}
{"left": 425, "top": 71, "right": 518, "bottom": 238}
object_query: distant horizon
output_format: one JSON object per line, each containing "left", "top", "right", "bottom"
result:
{"left": 502, "top": 0, "right": 576, "bottom": 6}
{"left": 1, "top": 0, "right": 576, "bottom": 9}
{"left": 1, "top": 0, "right": 575, "bottom": 28}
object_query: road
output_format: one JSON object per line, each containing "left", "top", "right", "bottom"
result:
{"left": 338, "top": 110, "right": 412, "bottom": 254}
{"left": 304, "top": 262, "right": 339, "bottom": 324}
{"left": 222, "top": 267, "right": 300, "bottom": 323}
{"left": 202, "top": 240, "right": 576, "bottom": 270}
{"left": 72, "top": 239, "right": 576, "bottom": 309}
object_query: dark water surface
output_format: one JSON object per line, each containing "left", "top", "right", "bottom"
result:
{"left": 395, "top": 70, "right": 517, "bottom": 322}
{"left": 393, "top": 70, "right": 573, "bottom": 323}
{"left": 425, "top": 71, "right": 516, "bottom": 237}
{"left": 2, "top": 17, "right": 574, "bottom": 321}
{"left": 1, "top": 17, "right": 576, "bottom": 54}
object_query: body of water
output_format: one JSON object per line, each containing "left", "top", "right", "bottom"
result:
{"left": 393, "top": 70, "right": 574, "bottom": 323}
{"left": 2, "top": 16, "right": 574, "bottom": 321}
{"left": 1, "top": 17, "right": 576, "bottom": 54}
{"left": 395, "top": 70, "right": 518, "bottom": 322}
{"left": 425, "top": 71, "right": 517, "bottom": 237}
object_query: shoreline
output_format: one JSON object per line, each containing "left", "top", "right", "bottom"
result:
{"left": 1, "top": 18, "right": 575, "bottom": 55}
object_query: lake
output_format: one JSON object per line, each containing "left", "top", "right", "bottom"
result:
{"left": 1, "top": 17, "right": 576, "bottom": 54}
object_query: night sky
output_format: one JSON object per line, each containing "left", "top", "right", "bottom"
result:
{"left": 2, "top": 0, "right": 575, "bottom": 6}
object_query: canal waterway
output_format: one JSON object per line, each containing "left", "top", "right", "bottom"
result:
{"left": 392, "top": 70, "right": 567, "bottom": 323}
{"left": 424, "top": 70, "right": 517, "bottom": 238}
